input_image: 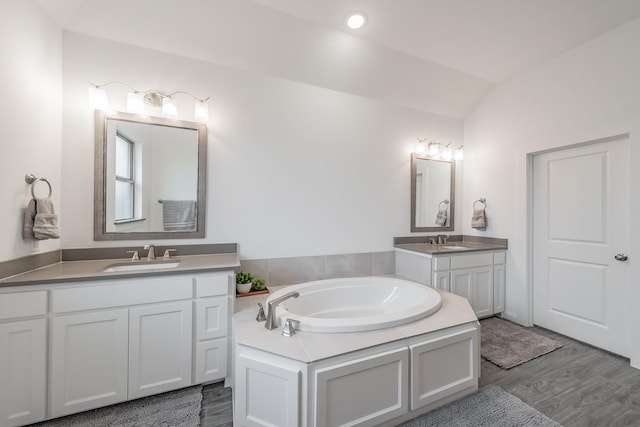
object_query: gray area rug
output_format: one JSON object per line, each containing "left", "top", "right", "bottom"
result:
{"left": 481, "top": 317, "right": 563, "bottom": 369}
{"left": 32, "top": 385, "right": 202, "bottom": 426}
{"left": 398, "top": 385, "right": 561, "bottom": 426}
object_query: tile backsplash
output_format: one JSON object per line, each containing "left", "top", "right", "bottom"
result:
{"left": 240, "top": 251, "right": 395, "bottom": 287}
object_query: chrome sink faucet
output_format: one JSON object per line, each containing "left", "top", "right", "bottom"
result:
{"left": 144, "top": 244, "right": 156, "bottom": 261}
{"left": 436, "top": 235, "right": 449, "bottom": 244}
{"left": 265, "top": 292, "right": 300, "bottom": 330}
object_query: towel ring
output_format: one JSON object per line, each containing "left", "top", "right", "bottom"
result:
{"left": 473, "top": 198, "right": 486, "bottom": 209}
{"left": 26, "top": 174, "right": 52, "bottom": 199}
{"left": 438, "top": 200, "right": 450, "bottom": 209}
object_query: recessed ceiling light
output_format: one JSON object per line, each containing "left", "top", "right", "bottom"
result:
{"left": 345, "top": 12, "right": 367, "bottom": 30}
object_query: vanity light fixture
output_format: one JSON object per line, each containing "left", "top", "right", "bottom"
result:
{"left": 345, "top": 12, "right": 367, "bottom": 29}
{"left": 415, "top": 138, "right": 464, "bottom": 161}
{"left": 88, "top": 81, "right": 210, "bottom": 122}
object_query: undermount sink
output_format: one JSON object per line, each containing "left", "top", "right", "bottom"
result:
{"left": 102, "top": 261, "right": 181, "bottom": 273}
{"left": 440, "top": 245, "right": 470, "bottom": 250}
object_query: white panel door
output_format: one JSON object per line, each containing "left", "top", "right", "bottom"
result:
{"left": 533, "top": 137, "right": 630, "bottom": 356}
{"left": 51, "top": 310, "right": 129, "bottom": 417}
{"left": 129, "top": 301, "right": 193, "bottom": 399}
{"left": 0, "top": 319, "right": 46, "bottom": 426}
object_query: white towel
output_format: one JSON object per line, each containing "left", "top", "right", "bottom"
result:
{"left": 435, "top": 207, "right": 448, "bottom": 226}
{"left": 24, "top": 198, "right": 60, "bottom": 240}
{"left": 162, "top": 200, "right": 197, "bottom": 231}
{"left": 471, "top": 208, "right": 487, "bottom": 229}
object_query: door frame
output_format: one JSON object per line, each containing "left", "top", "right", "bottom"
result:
{"left": 525, "top": 133, "right": 631, "bottom": 343}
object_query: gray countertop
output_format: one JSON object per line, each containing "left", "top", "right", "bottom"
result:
{"left": 0, "top": 252, "right": 240, "bottom": 287}
{"left": 395, "top": 241, "right": 507, "bottom": 255}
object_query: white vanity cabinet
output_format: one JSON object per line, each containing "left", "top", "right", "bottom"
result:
{"left": 0, "top": 269, "right": 234, "bottom": 426}
{"left": 396, "top": 248, "right": 506, "bottom": 318}
{"left": 0, "top": 291, "right": 48, "bottom": 427}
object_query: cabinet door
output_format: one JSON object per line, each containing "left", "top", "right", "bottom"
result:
{"left": 195, "top": 338, "right": 227, "bottom": 384}
{"left": 195, "top": 296, "right": 228, "bottom": 340}
{"left": 314, "top": 348, "right": 408, "bottom": 427}
{"left": 0, "top": 319, "right": 46, "bottom": 426}
{"left": 493, "top": 264, "right": 506, "bottom": 314}
{"left": 129, "top": 301, "right": 193, "bottom": 399}
{"left": 236, "top": 353, "right": 301, "bottom": 427}
{"left": 51, "top": 310, "right": 129, "bottom": 417}
{"left": 473, "top": 266, "right": 494, "bottom": 318}
{"left": 450, "top": 269, "right": 473, "bottom": 302}
{"left": 410, "top": 325, "right": 478, "bottom": 410}
{"left": 432, "top": 271, "right": 450, "bottom": 292}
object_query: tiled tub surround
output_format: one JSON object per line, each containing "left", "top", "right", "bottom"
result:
{"left": 240, "top": 250, "right": 395, "bottom": 287}
{"left": 234, "top": 286, "right": 480, "bottom": 426}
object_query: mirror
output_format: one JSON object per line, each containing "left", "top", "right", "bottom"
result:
{"left": 94, "top": 111, "right": 207, "bottom": 240}
{"left": 411, "top": 154, "right": 455, "bottom": 232}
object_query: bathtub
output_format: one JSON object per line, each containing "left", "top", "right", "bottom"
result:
{"left": 266, "top": 276, "right": 442, "bottom": 333}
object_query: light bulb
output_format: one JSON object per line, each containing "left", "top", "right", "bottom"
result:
{"left": 162, "top": 97, "right": 177, "bottom": 117}
{"left": 441, "top": 144, "right": 452, "bottom": 160}
{"left": 127, "top": 92, "right": 145, "bottom": 114}
{"left": 88, "top": 87, "right": 109, "bottom": 111}
{"left": 345, "top": 12, "right": 367, "bottom": 29}
{"left": 428, "top": 142, "right": 439, "bottom": 157}
{"left": 415, "top": 139, "right": 426, "bottom": 154}
{"left": 194, "top": 101, "right": 209, "bottom": 122}
{"left": 454, "top": 146, "right": 464, "bottom": 161}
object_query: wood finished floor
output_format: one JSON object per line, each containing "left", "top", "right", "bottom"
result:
{"left": 479, "top": 322, "right": 640, "bottom": 427}
{"left": 200, "top": 322, "right": 640, "bottom": 427}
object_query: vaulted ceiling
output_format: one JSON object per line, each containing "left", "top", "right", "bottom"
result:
{"left": 37, "top": 0, "right": 640, "bottom": 117}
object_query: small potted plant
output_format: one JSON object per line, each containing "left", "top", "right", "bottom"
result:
{"left": 252, "top": 277, "right": 267, "bottom": 292}
{"left": 236, "top": 271, "right": 253, "bottom": 294}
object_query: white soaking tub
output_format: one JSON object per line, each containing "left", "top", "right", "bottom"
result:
{"left": 266, "top": 276, "right": 442, "bottom": 333}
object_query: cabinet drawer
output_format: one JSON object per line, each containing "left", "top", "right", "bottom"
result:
{"left": 494, "top": 252, "right": 506, "bottom": 265}
{"left": 52, "top": 276, "right": 192, "bottom": 313}
{"left": 194, "top": 273, "right": 231, "bottom": 297}
{"left": 432, "top": 256, "right": 451, "bottom": 271}
{"left": 0, "top": 291, "right": 47, "bottom": 320}
{"left": 450, "top": 253, "right": 493, "bottom": 269}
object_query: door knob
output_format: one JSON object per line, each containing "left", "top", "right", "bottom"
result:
{"left": 614, "top": 253, "right": 628, "bottom": 261}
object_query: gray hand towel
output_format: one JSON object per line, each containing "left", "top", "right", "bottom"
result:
{"left": 471, "top": 208, "right": 486, "bottom": 229}
{"left": 33, "top": 198, "right": 60, "bottom": 240}
{"left": 162, "top": 200, "right": 197, "bottom": 231}
{"left": 22, "top": 199, "right": 37, "bottom": 239}
{"left": 435, "top": 208, "right": 448, "bottom": 226}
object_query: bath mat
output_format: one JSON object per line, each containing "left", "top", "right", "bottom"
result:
{"left": 398, "top": 385, "right": 561, "bottom": 427}
{"left": 480, "top": 317, "right": 563, "bottom": 369}
{"left": 32, "top": 385, "right": 202, "bottom": 426}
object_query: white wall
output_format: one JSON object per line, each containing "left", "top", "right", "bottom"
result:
{"left": 463, "top": 17, "right": 640, "bottom": 364}
{"left": 0, "top": 1, "right": 62, "bottom": 262}
{"left": 61, "top": 32, "right": 464, "bottom": 259}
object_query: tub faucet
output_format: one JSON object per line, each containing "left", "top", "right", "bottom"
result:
{"left": 265, "top": 291, "right": 300, "bottom": 330}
